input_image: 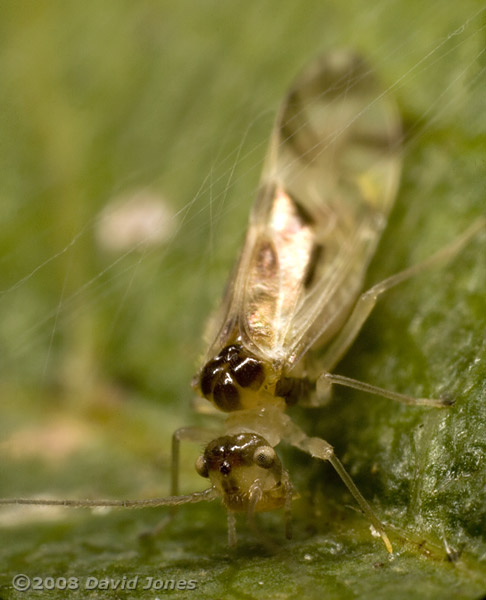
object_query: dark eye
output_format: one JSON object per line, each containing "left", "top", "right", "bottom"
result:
{"left": 253, "top": 446, "right": 276, "bottom": 469}
{"left": 195, "top": 455, "right": 209, "bottom": 478}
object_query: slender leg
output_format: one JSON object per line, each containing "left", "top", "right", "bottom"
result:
{"left": 247, "top": 481, "right": 286, "bottom": 551}
{"left": 313, "top": 218, "right": 485, "bottom": 407}
{"left": 140, "top": 426, "right": 215, "bottom": 541}
{"left": 283, "top": 419, "right": 393, "bottom": 553}
{"left": 171, "top": 426, "right": 216, "bottom": 496}
{"left": 247, "top": 481, "right": 264, "bottom": 544}
{"left": 320, "top": 218, "right": 485, "bottom": 373}
{"left": 317, "top": 372, "right": 452, "bottom": 407}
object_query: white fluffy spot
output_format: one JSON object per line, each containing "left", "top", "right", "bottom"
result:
{"left": 96, "top": 190, "right": 175, "bottom": 252}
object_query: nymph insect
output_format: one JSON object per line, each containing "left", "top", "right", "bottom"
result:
{"left": 1, "top": 51, "right": 482, "bottom": 553}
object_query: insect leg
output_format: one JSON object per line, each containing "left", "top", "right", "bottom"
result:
{"left": 171, "top": 426, "right": 216, "bottom": 496}
{"left": 247, "top": 480, "right": 264, "bottom": 544}
{"left": 317, "top": 218, "right": 485, "bottom": 406}
{"left": 318, "top": 372, "right": 451, "bottom": 407}
{"left": 283, "top": 418, "right": 393, "bottom": 553}
{"left": 139, "top": 426, "right": 216, "bottom": 541}
{"left": 246, "top": 479, "right": 293, "bottom": 550}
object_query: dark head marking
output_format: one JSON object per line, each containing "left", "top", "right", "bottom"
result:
{"left": 197, "top": 345, "right": 265, "bottom": 412}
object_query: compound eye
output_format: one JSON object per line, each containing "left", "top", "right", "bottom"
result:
{"left": 195, "top": 455, "right": 209, "bottom": 478}
{"left": 253, "top": 445, "right": 276, "bottom": 469}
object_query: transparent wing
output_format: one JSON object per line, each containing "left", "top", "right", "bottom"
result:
{"left": 203, "top": 51, "right": 401, "bottom": 372}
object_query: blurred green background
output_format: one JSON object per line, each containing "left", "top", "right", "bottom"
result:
{"left": 0, "top": 1, "right": 485, "bottom": 599}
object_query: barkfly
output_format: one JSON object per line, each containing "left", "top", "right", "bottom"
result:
{"left": 1, "top": 52, "right": 483, "bottom": 553}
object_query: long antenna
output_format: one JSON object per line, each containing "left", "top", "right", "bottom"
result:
{"left": 0, "top": 487, "right": 217, "bottom": 509}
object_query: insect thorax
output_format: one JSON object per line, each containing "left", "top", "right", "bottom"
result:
{"left": 196, "top": 343, "right": 314, "bottom": 411}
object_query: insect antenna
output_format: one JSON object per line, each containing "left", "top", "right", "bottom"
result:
{"left": 0, "top": 487, "right": 217, "bottom": 509}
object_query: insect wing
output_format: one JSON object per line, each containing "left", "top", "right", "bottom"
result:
{"left": 204, "top": 52, "right": 401, "bottom": 372}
